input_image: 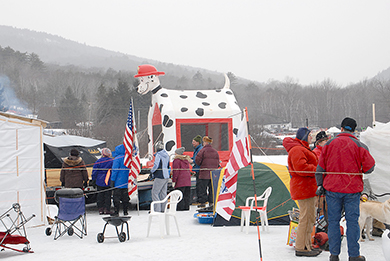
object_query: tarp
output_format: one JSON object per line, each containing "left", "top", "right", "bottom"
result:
{"left": 0, "top": 112, "right": 47, "bottom": 227}
{"left": 213, "top": 162, "right": 298, "bottom": 226}
{"left": 43, "top": 135, "right": 106, "bottom": 168}
{"left": 360, "top": 122, "right": 390, "bottom": 202}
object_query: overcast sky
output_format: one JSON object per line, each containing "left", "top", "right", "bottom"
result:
{"left": 2, "top": 0, "right": 390, "bottom": 86}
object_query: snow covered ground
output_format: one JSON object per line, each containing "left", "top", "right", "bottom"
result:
{"left": 1, "top": 204, "right": 386, "bottom": 261}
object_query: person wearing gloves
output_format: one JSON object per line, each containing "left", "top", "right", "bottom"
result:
{"left": 283, "top": 128, "right": 321, "bottom": 257}
{"left": 110, "top": 144, "right": 130, "bottom": 216}
{"left": 150, "top": 141, "right": 170, "bottom": 212}
{"left": 60, "top": 148, "right": 89, "bottom": 189}
{"left": 315, "top": 117, "right": 375, "bottom": 261}
{"left": 92, "top": 148, "right": 113, "bottom": 215}
{"left": 172, "top": 147, "right": 193, "bottom": 211}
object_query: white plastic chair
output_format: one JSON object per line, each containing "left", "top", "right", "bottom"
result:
{"left": 147, "top": 190, "right": 183, "bottom": 238}
{"left": 239, "top": 186, "right": 272, "bottom": 234}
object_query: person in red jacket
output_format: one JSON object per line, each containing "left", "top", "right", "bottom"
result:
{"left": 195, "top": 136, "right": 220, "bottom": 208}
{"left": 171, "top": 147, "right": 193, "bottom": 211}
{"left": 312, "top": 131, "right": 330, "bottom": 158}
{"left": 283, "top": 128, "right": 321, "bottom": 257}
{"left": 316, "top": 117, "right": 375, "bottom": 261}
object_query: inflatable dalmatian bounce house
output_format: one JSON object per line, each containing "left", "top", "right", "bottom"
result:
{"left": 134, "top": 64, "right": 242, "bottom": 166}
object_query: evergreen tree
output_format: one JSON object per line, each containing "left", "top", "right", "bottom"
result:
{"left": 58, "top": 86, "right": 84, "bottom": 128}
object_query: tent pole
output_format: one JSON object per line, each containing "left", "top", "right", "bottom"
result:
{"left": 245, "top": 107, "right": 263, "bottom": 261}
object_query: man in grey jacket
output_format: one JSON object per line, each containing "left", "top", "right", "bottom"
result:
{"left": 150, "top": 141, "right": 170, "bottom": 212}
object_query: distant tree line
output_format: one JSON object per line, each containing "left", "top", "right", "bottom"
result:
{"left": 1, "top": 45, "right": 390, "bottom": 155}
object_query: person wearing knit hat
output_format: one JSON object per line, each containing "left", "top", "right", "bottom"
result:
{"left": 283, "top": 129, "right": 320, "bottom": 257}
{"left": 195, "top": 136, "right": 220, "bottom": 208}
{"left": 70, "top": 148, "right": 80, "bottom": 157}
{"left": 60, "top": 148, "right": 89, "bottom": 190}
{"left": 150, "top": 141, "right": 170, "bottom": 212}
{"left": 92, "top": 148, "right": 114, "bottom": 214}
{"left": 192, "top": 135, "right": 203, "bottom": 205}
{"left": 175, "top": 147, "right": 185, "bottom": 155}
{"left": 316, "top": 117, "right": 375, "bottom": 261}
{"left": 295, "top": 127, "right": 311, "bottom": 142}
{"left": 101, "top": 148, "right": 112, "bottom": 158}
{"left": 193, "top": 135, "right": 202, "bottom": 144}
{"left": 172, "top": 147, "right": 193, "bottom": 211}
{"left": 313, "top": 131, "right": 330, "bottom": 158}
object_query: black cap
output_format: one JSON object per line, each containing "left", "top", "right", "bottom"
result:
{"left": 341, "top": 117, "right": 357, "bottom": 132}
{"left": 70, "top": 148, "right": 79, "bottom": 156}
{"left": 315, "top": 131, "right": 329, "bottom": 144}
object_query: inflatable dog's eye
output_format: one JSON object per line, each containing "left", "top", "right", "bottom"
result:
{"left": 387, "top": 231, "right": 390, "bottom": 239}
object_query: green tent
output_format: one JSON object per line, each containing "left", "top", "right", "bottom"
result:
{"left": 213, "top": 162, "right": 298, "bottom": 226}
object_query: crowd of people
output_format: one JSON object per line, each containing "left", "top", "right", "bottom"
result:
{"left": 59, "top": 134, "right": 220, "bottom": 216}
{"left": 59, "top": 117, "right": 374, "bottom": 261}
{"left": 283, "top": 117, "right": 375, "bottom": 261}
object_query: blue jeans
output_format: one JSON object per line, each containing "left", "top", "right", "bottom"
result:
{"left": 326, "top": 191, "right": 360, "bottom": 257}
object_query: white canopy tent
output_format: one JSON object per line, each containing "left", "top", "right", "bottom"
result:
{"left": 0, "top": 112, "right": 47, "bottom": 227}
{"left": 360, "top": 121, "right": 390, "bottom": 202}
{"left": 327, "top": 126, "right": 341, "bottom": 134}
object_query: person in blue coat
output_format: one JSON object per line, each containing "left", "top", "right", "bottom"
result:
{"left": 150, "top": 141, "right": 170, "bottom": 212}
{"left": 92, "top": 148, "right": 113, "bottom": 215}
{"left": 110, "top": 144, "right": 130, "bottom": 216}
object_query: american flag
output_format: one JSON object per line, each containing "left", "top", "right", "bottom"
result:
{"left": 123, "top": 100, "right": 141, "bottom": 198}
{"left": 216, "top": 119, "right": 251, "bottom": 221}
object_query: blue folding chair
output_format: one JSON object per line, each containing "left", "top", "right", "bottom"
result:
{"left": 45, "top": 188, "right": 87, "bottom": 240}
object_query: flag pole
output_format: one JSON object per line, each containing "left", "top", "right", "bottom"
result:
{"left": 132, "top": 97, "right": 140, "bottom": 217}
{"left": 245, "top": 107, "right": 263, "bottom": 261}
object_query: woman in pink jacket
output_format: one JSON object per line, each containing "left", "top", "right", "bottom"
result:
{"left": 172, "top": 147, "right": 193, "bottom": 211}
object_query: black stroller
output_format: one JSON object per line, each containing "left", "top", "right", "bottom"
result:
{"left": 45, "top": 188, "right": 87, "bottom": 240}
{"left": 0, "top": 203, "right": 35, "bottom": 253}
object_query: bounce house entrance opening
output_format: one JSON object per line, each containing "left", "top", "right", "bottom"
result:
{"left": 176, "top": 118, "right": 232, "bottom": 166}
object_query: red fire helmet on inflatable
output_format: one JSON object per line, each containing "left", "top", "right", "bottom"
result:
{"left": 134, "top": 64, "right": 165, "bottom": 78}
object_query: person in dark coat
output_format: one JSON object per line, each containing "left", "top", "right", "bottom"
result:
{"left": 60, "top": 148, "right": 89, "bottom": 189}
{"left": 191, "top": 135, "right": 203, "bottom": 204}
{"left": 172, "top": 147, "right": 192, "bottom": 211}
{"left": 92, "top": 148, "right": 113, "bottom": 215}
{"left": 195, "top": 136, "right": 220, "bottom": 208}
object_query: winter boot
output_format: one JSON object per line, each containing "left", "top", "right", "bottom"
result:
{"left": 329, "top": 254, "right": 339, "bottom": 261}
{"left": 349, "top": 256, "right": 365, "bottom": 261}
{"left": 104, "top": 208, "right": 112, "bottom": 215}
{"left": 295, "top": 249, "right": 321, "bottom": 257}
{"left": 111, "top": 208, "right": 119, "bottom": 216}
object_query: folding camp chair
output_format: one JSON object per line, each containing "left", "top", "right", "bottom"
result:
{"left": 45, "top": 188, "right": 87, "bottom": 240}
{"left": 0, "top": 203, "right": 35, "bottom": 253}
